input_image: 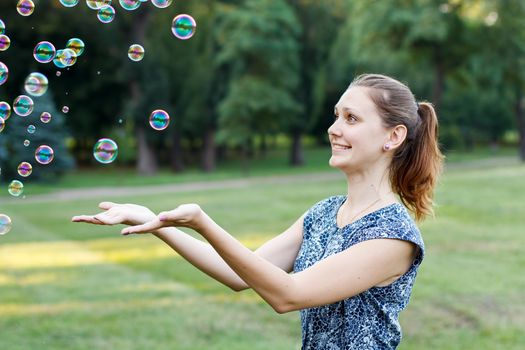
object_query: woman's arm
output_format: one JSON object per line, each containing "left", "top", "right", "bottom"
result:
{"left": 123, "top": 205, "right": 417, "bottom": 314}
{"left": 72, "top": 202, "right": 305, "bottom": 292}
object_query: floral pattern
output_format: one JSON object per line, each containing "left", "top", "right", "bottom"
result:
{"left": 293, "top": 196, "right": 425, "bottom": 349}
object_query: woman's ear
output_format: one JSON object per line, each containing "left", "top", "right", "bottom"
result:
{"left": 387, "top": 125, "right": 408, "bottom": 150}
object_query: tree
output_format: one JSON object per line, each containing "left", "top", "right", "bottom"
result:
{"left": 215, "top": 0, "right": 303, "bottom": 171}
{"left": 0, "top": 90, "right": 75, "bottom": 182}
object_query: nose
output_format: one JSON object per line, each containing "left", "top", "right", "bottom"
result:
{"left": 327, "top": 118, "right": 342, "bottom": 137}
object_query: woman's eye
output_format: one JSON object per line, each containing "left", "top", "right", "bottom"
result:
{"left": 345, "top": 114, "right": 357, "bottom": 123}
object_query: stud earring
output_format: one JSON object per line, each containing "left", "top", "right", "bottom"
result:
{"left": 383, "top": 143, "right": 391, "bottom": 151}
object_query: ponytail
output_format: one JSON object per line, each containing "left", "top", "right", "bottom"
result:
{"left": 390, "top": 102, "right": 444, "bottom": 221}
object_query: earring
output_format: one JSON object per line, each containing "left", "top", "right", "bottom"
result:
{"left": 383, "top": 143, "right": 391, "bottom": 151}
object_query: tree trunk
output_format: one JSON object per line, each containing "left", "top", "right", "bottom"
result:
{"left": 136, "top": 125, "right": 158, "bottom": 175}
{"left": 259, "top": 133, "right": 267, "bottom": 157}
{"left": 170, "top": 127, "right": 185, "bottom": 172}
{"left": 201, "top": 126, "right": 216, "bottom": 172}
{"left": 289, "top": 129, "right": 304, "bottom": 166}
{"left": 515, "top": 91, "right": 525, "bottom": 162}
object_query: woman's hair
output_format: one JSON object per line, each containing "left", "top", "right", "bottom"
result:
{"left": 349, "top": 73, "right": 444, "bottom": 221}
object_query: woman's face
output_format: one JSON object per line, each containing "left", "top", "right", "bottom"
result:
{"left": 328, "top": 86, "right": 391, "bottom": 173}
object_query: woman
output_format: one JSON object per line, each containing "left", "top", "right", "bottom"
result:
{"left": 73, "top": 73, "right": 443, "bottom": 349}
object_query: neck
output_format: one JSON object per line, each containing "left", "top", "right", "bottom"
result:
{"left": 344, "top": 167, "right": 396, "bottom": 209}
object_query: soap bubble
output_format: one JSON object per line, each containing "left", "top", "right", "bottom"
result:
{"left": 0, "top": 34, "right": 10, "bottom": 51}
{"left": 98, "top": 5, "right": 115, "bottom": 23}
{"left": 86, "top": 0, "right": 111, "bottom": 10}
{"left": 13, "top": 95, "right": 34, "bottom": 117}
{"left": 33, "top": 41, "right": 56, "bottom": 63}
{"left": 23, "top": 139, "right": 30, "bottom": 147}
{"left": 119, "top": 0, "right": 141, "bottom": 11}
{"left": 62, "top": 106, "right": 69, "bottom": 113}
{"left": 171, "top": 14, "right": 196, "bottom": 40}
{"left": 0, "top": 61, "right": 8, "bottom": 85}
{"left": 60, "top": 0, "right": 79, "bottom": 7}
{"left": 128, "top": 44, "right": 144, "bottom": 61}
{"left": 149, "top": 109, "right": 170, "bottom": 130}
{"left": 0, "top": 117, "right": 4, "bottom": 132}
{"left": 24, "top": 72, "right": 49, "bottom": 97}
{"left": 56, "top": 71, "right": 62, "bottom": 76}
{"left": 27, "top": 124, "right": 36, "bottom": 134}
{"left": 0, "top": 20, "right": 5, "bottom": 35}
{"left": 35, "top": 145, "right": 54, "bottom": 164}
{"left": 151, "top": 0, "right": 172, "bottom": 8}
{"left": 93, "top": 138, "right": 118, "bottom": 164}
{"left": 17, "top": 0, "right": 35, "bottom": 16}
{"left": 8, "top": 180, "right": 24, "bottom": 197}
{"left": 17, "top": 162, "right": 32, "bottom": 177}
{"left": 0, "top": 214, "right": 12, "bottom": 235}
{"left": 0, "top": 101, "right": 11, "bottom": 120}
{"left": 57, "top": 48, "right": 77, "bottom": 67}
{"left": 66, "top": 38, "right": 85, "bottom": 56}
{"left": 40, "top": 111, "right": 51, "bottom": 123}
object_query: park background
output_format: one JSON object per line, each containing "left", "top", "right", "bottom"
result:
{"left": 1, "top": 0, "right": 524, "bottom": 349}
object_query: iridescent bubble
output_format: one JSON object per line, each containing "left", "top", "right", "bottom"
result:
{"left": 62, "top": 106, "right": 69, "bottom": 113}
{"left": 0, "top": 101, "right": 11, "bottom": 120}
{"left": 98, "top": 5, "right": 115, "bottom": 23}
{"left": 128, "top": 44, "right": 144, "bottom": 61}
{"left": 24, "top": 72, "right": 49, "bottom": 97}
{"left": 0, "top": 34, "right": 11, "bottom": 51}
{"left": 66, "top": 38, "right": 85, "bottom": 56}
{"left": 59, "top": 48, "right": 77, "bottom": 67}
{"left": 0, "top": 116, "right": 5, "bottom": 133}
{"left": 56, "top": 71, "right": 61, "bottom": 77}
{"left": 0, "top": 19, "right": 5, "bottom": 35}
{"left": 151, "top": 0, "right": 172, "bottom": 9}
{"left": 40, "top": 111, "right": 51, "bottom": 123}
{"left": 119, "top": 0, "right": 140, "bottom": 11}
{"left": 34, "top": 41, "right": 56, "bottom": 63}
{"left": 8, "top": 180, "right": 24, "bottom": 197}
{"left": 59, "top": 0, "right": 79, "bottom": 7}
{"left": 17, "top": 0, "right": 35, "bottom": 16}
{"left": 0, "top": 214, "right": 12, "bottom": 235}
{"left": 17, "top": 162, "right": 32, "bottom": 177}
{"left": 27, "top": 125, "right": 36, "bottom": 134}
{"left": 0, "top": 61, "right": 8, "bottom": 86}
{"left": 93, "top": 138, "right": 118, "bottom": 164}
{"left": 149, "top": 109, "right": 170, "bottom": 130}
{"left": 13, "top": 95, "right": 34, "bottom": 117}
{"left": 23, "top": 139, "right": 30, "bottom": 146}
{"left": 171, "top": 14, "right": 196, "bottom": 40}
{"left": 53, "top": 50, "right": 67, "bottom": 69}
{"left": 86, "top": 0, "right": 111, "bottom": 10}
{"left": 35, "top": 145, "right": 54, "bottom": 165}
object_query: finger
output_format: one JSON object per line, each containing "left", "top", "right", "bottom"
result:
{"left": 93, "top": 213, "right": 123, "bottom": 225}
{"left": 71, "top": 215, "right": 105, "bottom": 224}
{"left": 99, "top": 201, "right": 118, "bottom": 210}
{"left": 121, "top": 219, "right": 163, "bottom": 235}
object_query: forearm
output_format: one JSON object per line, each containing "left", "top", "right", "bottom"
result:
{"left": 153, "top": 227, "right": 249, "bottom": 291}
{"left": 195, "top": 213, "right": 296, "bottom": 313}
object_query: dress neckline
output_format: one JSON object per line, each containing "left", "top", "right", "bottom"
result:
{"left": 333, "top": 196, "right": 402, "bottom": 230}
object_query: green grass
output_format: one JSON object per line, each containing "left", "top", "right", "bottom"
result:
{"left": 1, "top": 152, "right": 524, "bottom": 349}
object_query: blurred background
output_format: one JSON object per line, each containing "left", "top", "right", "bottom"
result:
{"left": 0, "top": 0, "right": 523, "bottom": 182}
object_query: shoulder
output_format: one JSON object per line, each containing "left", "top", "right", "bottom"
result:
{"left": 353, "top": 204, "right": 425, "bottom": 263}
{"left": 307, "top": 195, "right": 345, "bottom": 217}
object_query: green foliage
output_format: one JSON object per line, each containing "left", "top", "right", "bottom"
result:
{"left": 216, "top": 0, "right": 303, "bottom": 146}
{"left": 0, "top": 91, "right": 75, "bottom": 182}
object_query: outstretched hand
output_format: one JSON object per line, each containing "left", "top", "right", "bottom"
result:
{"left": 120, "top": 203, "right": 204, "bottom": 235}
{"left": 71, "top": 202, "right": 157, "bottom": 233}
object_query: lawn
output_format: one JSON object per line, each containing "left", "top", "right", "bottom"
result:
{"left": 0, "top": 152, "right": 524, "bottom": 349}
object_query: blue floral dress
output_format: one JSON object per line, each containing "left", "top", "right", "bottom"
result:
{"left": 293, "top": 195, "right": 424, "bottom": 349}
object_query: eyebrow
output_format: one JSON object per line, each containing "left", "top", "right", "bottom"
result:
{"left": 334, "top": 106, "right": 361, "bottom": 116}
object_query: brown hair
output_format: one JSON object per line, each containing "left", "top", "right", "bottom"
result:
{"left": 350, "top": 74, "right": 444, "bottom": 221}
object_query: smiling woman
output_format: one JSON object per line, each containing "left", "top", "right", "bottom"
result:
{"left": 72, "top": 73, "right": 444, "bottom": 350}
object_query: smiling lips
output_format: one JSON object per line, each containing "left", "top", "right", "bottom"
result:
{"left": 331, "top": 143, "right": 352, "bottom": 151}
